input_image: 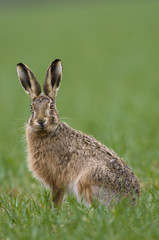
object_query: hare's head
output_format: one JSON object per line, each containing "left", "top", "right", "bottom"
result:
{"left": 17, "top": 59, "right": 62, "bottom": 132}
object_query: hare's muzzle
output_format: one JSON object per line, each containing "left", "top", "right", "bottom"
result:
{"left": 36, "top": 119, "right": 46, "bottom": 129}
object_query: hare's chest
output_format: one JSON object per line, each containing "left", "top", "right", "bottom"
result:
{"left": 27, "top": 141, "right": 57, "bottom": 187}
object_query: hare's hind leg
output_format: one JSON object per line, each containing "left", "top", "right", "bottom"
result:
{"left": 71, "top": 171, "right": 118, "bottom": 207}
{"left": 76, "top": 166, "right": 122, "bottom": 207}
{"left": 77, "top": 174, "right": 118, "bottom": 207}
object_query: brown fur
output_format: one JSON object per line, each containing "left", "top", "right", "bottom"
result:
{"left": 17, "top": 59, "right": 140, "bottom": 207}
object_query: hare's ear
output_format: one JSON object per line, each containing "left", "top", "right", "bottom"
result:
{"left": 43, "top": 59, "right": 62, "bottom": 100}
{"left": 16, "top": 63, "right": 41, "bottom": 100}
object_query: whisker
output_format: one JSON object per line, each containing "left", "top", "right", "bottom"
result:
{"left": 10, "top": 126, "right": 26, "bottom": 133}
{"left": 12, "top": 118, "right": 28, "bottom": 122}
{"left": 60, "top": 117, "right": 76, "bottom": 120}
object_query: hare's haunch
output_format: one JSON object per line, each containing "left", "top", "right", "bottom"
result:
{"left": 17, "top": 59, "right": 140, "bottom": 207}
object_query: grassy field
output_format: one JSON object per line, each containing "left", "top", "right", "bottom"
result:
{"left": 0, "top": 1, "right": 159, "bottom": 239}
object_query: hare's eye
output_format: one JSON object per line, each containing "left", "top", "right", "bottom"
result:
{"left": 50, "top": 102, "right": 54, "bottom": 109}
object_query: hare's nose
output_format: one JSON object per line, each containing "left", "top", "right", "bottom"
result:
{"left": 37, "top": 119, "right": 46, "bottom": 128}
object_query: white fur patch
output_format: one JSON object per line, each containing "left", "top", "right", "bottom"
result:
{"left": 68, "top": 175, "right": 81, "bottom": 202}
{"left": 68, "top": 174, "right": 91, "bottom": 207}
{"left": 46, "top": 108, "right": 50, "bottom": 116}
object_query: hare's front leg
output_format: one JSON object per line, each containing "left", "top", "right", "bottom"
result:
{"left": 52, "top": 184, "right": 64, "bottom": 207}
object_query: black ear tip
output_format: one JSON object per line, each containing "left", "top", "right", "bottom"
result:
{"left": 16, "top": 63, "right": 28, "bottom": 76}
{"left": 50, "top": 59, "right": 63, "bottom": 71}
{"left": 51, "top": 59, "right": 62, "bottom": 66}
{"left": 17, "top": 63, "right": 25, "bottom": 68}
{"left": 53, "top": 58, "right": 62, "bottom": 63}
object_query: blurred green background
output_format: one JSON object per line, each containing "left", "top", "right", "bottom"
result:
{"left": 0, "top": 0, "right": 159, "bottom": 239}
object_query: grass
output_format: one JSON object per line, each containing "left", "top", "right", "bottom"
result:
{"left": 0, "top": 0, "right": 159, "bottom": 239}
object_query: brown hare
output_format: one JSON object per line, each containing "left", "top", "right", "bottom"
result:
{"left": 16, "top": 59, "right": 140, "bottom": 207}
